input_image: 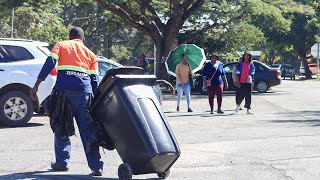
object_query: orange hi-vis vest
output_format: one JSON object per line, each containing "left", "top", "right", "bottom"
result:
{"left": 37, "top": 39, "right": 99, "bottom": 93}
{"left": 50, "top": 39, "right": 98, "bottom": 74}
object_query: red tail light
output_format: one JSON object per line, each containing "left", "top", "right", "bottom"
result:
{"left": 50, "top": 67, "right": 57, "bottom": 76}
{"left": 276, "top": 69, "right": 281, "bottom": 77}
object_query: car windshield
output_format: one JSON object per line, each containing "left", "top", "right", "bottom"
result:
{"left": 258, "top": 62, "right": 272, "bottom": 69}
{"left": 98, "top": 61, "right": 117, "bottom": 76}
{"left": 37, "top": 46, "right": 51, "bottom": 56}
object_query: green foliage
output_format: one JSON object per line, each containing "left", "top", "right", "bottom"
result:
{"left": 0, "top": 0, "right": 68, "bottom": 46}
{"left": 249, "top": 0, "right": 291, "bottom": 42}
{"left": 109, "top": 45, "right": 131, "bottom": 61}
{"left": 192, "top": 21, "right": 265, "bottom": 55}
{"left": 0, "top": 0, "right": 320, "bottom": 79}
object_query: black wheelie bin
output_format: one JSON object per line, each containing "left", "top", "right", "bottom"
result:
{"left": 91, "top": 67, "right": 181, "bottom": 180}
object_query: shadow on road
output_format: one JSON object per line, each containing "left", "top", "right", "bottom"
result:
{"left": 0, "top": 170, "right": 159, "bottom": 180}
{"left": 163, "top": 90, "right": 279, "bottom": 101}
{"left": 271, "top": 119, "right": 320, "bottom": 126}
{"left": 0, "top": 123, "right": 44, "bottom": 129}
{"left": 166, "top": 112, "right": 235, "bottom": 118}
{"left": 270, "top": 110, "right": 320, "bottom": 126}
{"left": 299, "top": 110, "right": 320, "bottom": 116}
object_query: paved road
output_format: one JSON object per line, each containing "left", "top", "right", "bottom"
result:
{"left": 0, "top": 79, "right": 320, "bottom": 180}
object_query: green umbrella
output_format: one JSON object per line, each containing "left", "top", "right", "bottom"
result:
{"left": 165, "top": 44, "right": 206, "bottom": 77}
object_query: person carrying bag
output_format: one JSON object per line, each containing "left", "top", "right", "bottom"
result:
{"left": 202, "top": 68, "right": 217, "bottom": 90}
{"left": 234, "top": 51, "right": 255, "bottom": 114}
{"left": 202, "top": 53, "right": 228, "bottom": 114}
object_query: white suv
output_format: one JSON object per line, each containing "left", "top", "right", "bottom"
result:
{"left": 0, "top": 38, "right": 56, "bottom": 126}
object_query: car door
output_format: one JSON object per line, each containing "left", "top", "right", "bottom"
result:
{"left": 0, "top": 46, "right": 12, "bottom": 89}
{"left": 254, "top": 62, "right": 276, "bottom": 83}
{"left": 1, "top": 45, "right": 40, "bottom": 87}
{"left": 253, "top": 62, "right": 267, "bottom": 82}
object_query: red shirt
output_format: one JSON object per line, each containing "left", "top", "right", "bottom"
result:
{"left": 240, "top": 61, "right": 250, "bottom": 83}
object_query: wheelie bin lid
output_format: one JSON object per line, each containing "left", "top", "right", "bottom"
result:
{"left": 94, "top": 67, "right": 144, "bottom": 99}
{"left": 92, "top": 75, "right": 157, "bottom": 109}
{"left": 100, "top": 66, "right": 144, "bottom": 86}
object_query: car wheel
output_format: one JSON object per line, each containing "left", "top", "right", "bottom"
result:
{"left": 0, "top": 91, "right": 33, "bottom": 127}
{"left": 255, "top": 81, "right": 268, "bottom": 93}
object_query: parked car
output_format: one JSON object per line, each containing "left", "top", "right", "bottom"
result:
{"left": 97, "top": 56, "right": 123, "bottom": 78}
{"left": 193, "top": 60, "right": 282, "bottom": 94}
{"left": 0, "top": 38, "right": 56, "bottom": 126}
{"left": 270, "top": 64, "right": 296, "bottom": 80}
{"left": 97, "top": 56, "right": 163, "bottom": 104}
{"left": 300, "top": 63, "right": 318, "bottom": 75}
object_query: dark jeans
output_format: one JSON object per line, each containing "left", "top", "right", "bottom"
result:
{"left": 54, "top": 91, "right": 103, "bottom": 171}
{"left": 235, "top": 83, "right": 252, "bottom": 109}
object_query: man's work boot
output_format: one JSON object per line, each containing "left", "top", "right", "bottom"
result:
{"left": 90, "top": 161, "right": 103, "bottom": 176}
{"left": 51, "top": 162, "right": 69, "bottom": 171}
{"left": 91, "top": 169, "right": 103, "bottom": 176}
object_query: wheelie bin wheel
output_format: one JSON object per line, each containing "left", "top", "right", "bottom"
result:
{"left": 118, "top": 163, "right": 133, "bottom": 180}
{"left": 157, "top": 169, "right": 170, "bottom": 179}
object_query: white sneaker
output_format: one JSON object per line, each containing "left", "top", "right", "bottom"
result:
{"left": 235, "top": 105, "right": 240, "bottom": 113}
{"left": 247, "top": 109, "right": 253, "bottom": 114}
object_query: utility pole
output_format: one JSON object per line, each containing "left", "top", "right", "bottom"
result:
{"left": 11, "top": 8, "right": 14, "bottom": 38}
{"left": 317, "top": 44, "right": 320, "bottom": 74}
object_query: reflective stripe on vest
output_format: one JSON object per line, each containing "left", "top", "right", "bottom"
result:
{"left": 48, "top": 53, "right": 59, "bottom": 61}
{"left": 58, "top": 65, "right": 98, "bottom": 74}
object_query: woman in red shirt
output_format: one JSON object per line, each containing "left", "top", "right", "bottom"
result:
{"left": 234, "top": 51, "right": 255, "bottom": 114}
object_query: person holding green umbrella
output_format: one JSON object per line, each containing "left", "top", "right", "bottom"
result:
{"left": 166, "top": 44, "right": 207, "bottom": 76}
{"left": 175, "top": 54, "right": 193, "bottom": 112}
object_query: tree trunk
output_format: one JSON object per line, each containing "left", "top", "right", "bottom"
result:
{"left": 269, "top": 57, "right": 274, "bottom": 65}
{"left": 154, "top": 40, "right": 175, "bottom": 80}
{"left": 154, "top": 34, "right": 179, "bottom": 80}
{"left": 154, "top": 42, "right": 166, "bottom": 79}
{"left": 301, "top": 57, "right": 312, "bottom": 79}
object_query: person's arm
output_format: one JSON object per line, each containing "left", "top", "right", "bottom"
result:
{"left": 188, "top": 63, "right": 193, "bottom": 75}
{"left": 175, "top": 64, "right": 182, "bottom": 86}
{"left": 222, "top": 75, "right": 228, "bottom": 89}
{"left": 30, "top": 53, "right": 58, "bottom": 101}
{"left": 30, "top": 79, "right": 42, "bottom": 101}
{"left": 236, "top": 62, "right": 241, "bottom": 77}
{"left": 202, "top": 63, "right": 209, "bottom": 79}
{"left": 250, "top": 63, "right": 256, "bottom": 76}
{"left": 220, "top": 64, "right": 229, "bottom": 90}
{"left": 232, "top": 65, "right": 240, "bottom": 87}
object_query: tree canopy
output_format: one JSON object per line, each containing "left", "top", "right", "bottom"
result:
{"left": 0, "top": 0, "right": 319, "bottom": 78}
